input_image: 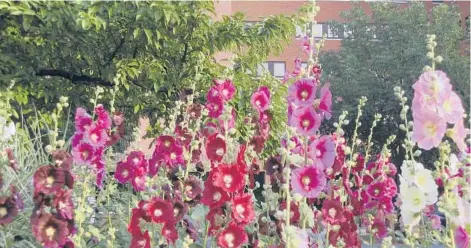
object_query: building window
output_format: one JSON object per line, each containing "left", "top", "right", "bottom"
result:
{"left": 295, "top": 25, "right": 305, "bottom": 39}
{"left": 432, "top": 0, "right": 444, "bottom": 3}
{"left": 312, "top": 23, "right": 324, "bottom": 38}
{"left": 257, "top": 61, "right": 286, "bottom": 78}
{"left": 327, "top": 24, "right": 342, "bottom": 39}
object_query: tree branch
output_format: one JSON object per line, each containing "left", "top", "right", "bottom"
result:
{"left": 36, "top": 69, "right": 113, "bottom": 87}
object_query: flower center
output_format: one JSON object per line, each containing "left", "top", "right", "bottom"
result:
{"left": 170, "top": 153, "right": 177, "bottom": 160}
{"left": 223, "top": 175, "right": 233, "bottom": 188}
{"left": 302, "top": 119, "right": 310, "bottom": 128}
{"left": 236, "top": 204, "right": 245, "bottom": 214}
{"left": 301, "top": 90, "right": 309, "bottom": 100}
{"left": 0, "top": 207, "right": 7, "bottom": 218}
{"left": 132, "top": 157, "right": 140, "bottom": 165}
{"left": 443, "top": 99, "right": 452, "bottom": 113}
{"left": 122, "top": 170, "right": 129, "bottom": 178}
{"left": 154, "top": 209, "right": 163, "bottom": 217}
{"left": 46, "top": 176, "right": 55, "bottom": 186}
{"left": 138, "top": 239, "right": 146, "bottom": 246}
{"left": 213, "top": 192, "right": 221, "bottom": 202}
{"left": 255, "top": 100, "right": 261, "bottom": 106}
{"left": 45, "top": 226, "right": 56, "bottom": 240}
{"left": 425, "top": 122, "right": 437, "bottom": 137}
{"left": 213, "top": 105, "right": 219, "bottom": 110}
{"left": 374, "top": 189, "right": 380, "bottom": 195}
{"left": 302, "top": 176, "right": 311, "bottom": 186}
{"left": 164, "top": 140, "right": 171, "bottom": 147}
{"left": 222, "top": 89, "right": 229, "bottom": 97}
{"left": 82, "top": 151, "right": 89, "bottom": 159}
{"left": 58, "top": 201, "right": 66, "bottom": 210}
{"left": 224, "top": 233, "right": 235, "bottom": 248}
{"left": 90, "top": 133, "right": 98, "bottom": 142}
{"left": 216, "top": 148, "right": 225, "bottom": 156}
{"left": 413, "top": 197, "right": 421, "bottom": 206}
{"left": 328, "top": 208, "right": 337, "bottom": 218}
{"left": 316, "top": 150, "right": 322, "bottom": 158}
{"left": 174, "top": 208, "right": 180, "bottom": 216}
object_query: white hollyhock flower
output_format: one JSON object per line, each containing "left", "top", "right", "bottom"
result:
{"left": 414, "top": 167, "right": 436, "bottom": 193}
{"left": 401, "top": 207, "right": 421, "bottom": 227}
{"left": 401, "top": 160, "right": 425, "bottom": 183}
{"left": 401, "top": 185, "right": 427, "bottom": 213}
{"left": 425, "top": 188, "right": 438, "bottom": 205}
{"left": 0, "top": 117, "right": 16, "bottom": 141}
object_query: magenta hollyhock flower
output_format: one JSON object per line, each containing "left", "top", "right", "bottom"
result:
{"left": 366, "top": 181, "right": 386, "bottom": 199}
{"left": 154, "top": 135, "right": 176, "bottom": 154}
{"left": 217, "top": 79, "right": 236, "bottom": 101}
{"left": 288, "top": 78, "right": 317, "bottom": 106}
{"left": 309, "top": 135, "right": 335, "bottom": 169}
{"left": 281, "top": 136, "right": 303, "bottom": 154}
{"left": 290, "top": 106, "right": 321, "bottom": 136}
{"left": 449, "top": 119, "right": 470, "bottom": 152}
{"left": 455, "top": 226, "right": 470, "bottom": 248}
{"left": 206, "top": 96, "right": 224, "bottom": 118}
{"left": 71, "top": 142, "right": 95, "bottom": 165}
{"left": 0, "top": 197, "right": 18, "bottom": 225}
{"left": 251, "top": 86, "right": 270, "bottom": 112}
{"left": 291, "top": 165, "right": 326, "bottom": 198}
{"left": 131, "top": 167, "right": 147, "bottom": 192}
{"left": 127, "top": 151, "right": 148, "bottom": 170}
{"left": 147, "top": 197, "right": 173, "bottom": 224}
{"left": 438, "top": 91, "right": 465, "bottom": 124}
{"left": 162, "top": 220, "right": 178, "bottom": 244}
{"left": 94, "top": 104, "right": 112, "bottom": 129}
{"left": 33, "top": 165, "right": 66, "bottom": 194}
{"left": 217, "top": 221, "right": 248, "bottom": 248}
{"left": 411, "top": 110, "right": 447, "bottom": 150}
{"left": 206, "top": 134, "right": 226, "bottom": 162}
{"left": 371, "top": 218, "right": 388, "bottom": 239}
{"left": 71, "top": 132, "right": 83, "bottom": 148}
{"left": 83, "top": 124, "right": 108, "bottom": 147}
{"left": 164, "top": 144, "right": 184, "bottom": 167}
{"left": 130, "top": 230, "right": 151, "bottom": 248}
{"left": 53, "top": 189, "right": 74, "bottom": 220}
{"left": 207, "top": 85, "right": 222, "bottom": 103}
{"left": 318, "top": 83, "right": 332, "bottom": 120}
{"left": 33, "top": 213, "right": 70, "bottom": 248}
{"left": 412, "top": 70, "right": 452, "bottom": 105}
{"left": 114, "top": 161, "right": 134, "bottom": 184}
{"left": 322, "top": 199, "right": 346, "bottom": 224}
{"left": 74, "top": 107, "right": 92, "bottom": 133}
{"left": 231, "top": 193, "right": 255, "bottom": 226}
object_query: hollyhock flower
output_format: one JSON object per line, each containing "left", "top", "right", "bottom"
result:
{"left": 217, "top": 222, "right": 248, "bottom": 248}
{"left": 264, "top": 156, "right": 283, "bottom": 176}
{"left": 281, "top": 136, "right": 303, "bottom": 154}
{"left": 201, "top": 182, "right": 230, "bottom": 207}
{"left": 206, "top": 97, "right": 224, "bottom": 118}
{"left": 318, "top": 83, "right": 332, "bottom": 120}
{"left": 33, "top": 165, "right": 66, "bottom": 194}
{"left": 448, "top": 119, "right": 470, "bottom": 152}
{"left": 312, "top": 64, "right": 322, "bottom": 76}
{"left": 367, "top": 181, "right": 386, "bottom": 199}
{"left": 187, "top": 103, "right": 202, "bottom": 119}
{"left": 431, "top": 214, "right": 442, "bottom": 230}
{"left": 33, "top": 213, "right": 69, "bottom": 248}
{"left": 251, "top": 86, "right": 270, "bottom": 112}
{"left": 172, "top": 200, "right": 187, "bottom": 223}
{"left": 213, "top": 163, "right": 245, "bottom": 193}
{"left": 439, "top": 91, "right": 464, "bottom": 124}
{"left": 94, "top": 105, "right": 112, "bottom": 129}
{"left": 147, "top": 197, "right": 173, "bottom": 224}
{"left": 183, "top": 176, "right": 203, "bottom": 200}
{"left": 455, "top": 226, "right": 470, "bottom": 248}
{"left": 206, "top": 134, "right": 226, "bottom": 162}
{"left": 53, "top": 189, "right": 74, "bottom": 220}
{"left": 161, "top": 143, "right": 184, "bottom": 168}
{"left": 207, "top": 84, "right": 222, "bottom": 103}
{"left": 5, "top": 148, "right": 19, "bottom": 173}
{"left": 218, "top": 79, "right": 236, "bottom": 101}
{"left": 231, "top": 193, "right": 255, "bottom": 225}
{"left": 219, "top": 108, "right": 237, "bottom": 134}
{"left": 280, "top": 201, "right": 300, "bottom": 224}
{"left": 9, "top": 185, "right": 24, "bottom": 210}
{"left": 371, "top": 218, "right": 388, "bottom": 239}
{"left": 291, "top": 165, "right": 326, "bottom": 198}
{"left": 162, "top": 221, "right": 178, "bottom": 244}
{"left": 83, "top": 124, "right": 108, "bottom": 147}
{"left": 412, "top": 70, "right": 452, "bottom": 104}
{"left": 322, "top": 199, "right": 346, "bottom": 224}
{"left": 290, "top": 106, "right": 321, "bottom": 136}
{"left": 127, "top": 151, "right": 147, "bottom": 169}
{"left": 309, "top": 135, "right": 335, "bottom": 169}
{"left": 401, "top": 208, "right": 421, "bottom": 227}
{"left": 51, "top": 150, "right": 73, "bottom": 171}
{"left": 71, "top": 142, "right": 95, "bottom": 165}
{"left": 411, "top": 110, "right": 446, "bottom": 150}
{"left": 383, "top": 177, "right": 397, "bottom": 198}
{"left": 131, "top": 167, "right": 147, "bottom": 192}
{"left": 130, "top": 230, "right": 151, "bottom": 248}
{"left": 74, "top": 108, "right": 92, "bottom": 133}
{"left": 0, "top": 197, "right": 18, "bottom": 225}
{"left": 207, "top": 207, "right": 227, "bottom": 234}
{"left": 413, "top": 167, "right": 436, "bottom": 194}
{"left": 288, "top": 78, "right": 317, "bottom": 106}
{"left": 115, "top": 161, "right": 135, "bottom": 184}
{"left": 128, "top": 208, "right": 148, "bottom": 235}
{"left": 401, "top": 185, "right": 426, "bottom": 212}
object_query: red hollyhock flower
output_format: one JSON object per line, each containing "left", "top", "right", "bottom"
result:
{"left": 33, "top": 213, "right": 69, "bottom": 248}
{"left": 231, "top": 193, "right": 255, "bottom": 226}
{"left": 290, "top": 106, "right": 321, "bottom": 136}
{"left": 249, "top": 135, "right": 266, "bottom": 154}
{"left": 322, "top": 199, "right": 345, "bottom": 224}
{"left": 147, "top": 197, "right": 173, "bottom": 224}
{"left": 280, "top": 201, "right": 300, "bottom": 224}
{"left": 351, "top": 153, "right": 365, "bottom": 174}
{"left": 162, "top": 221, "right": 178, "bottom": 244}
{"left": 217, "top": 222, "right": 249, "bottom": 248}
{"left": 127, "top": 151, "right": 147, "bottom": 169}
{"left": 183, "top": 175, "right": 203, "bottom": 200}
{"left": 206, "top": 207, "right": 227, "bottom": 234}
{"left": 130, "top": 230, "right": 151, "bottom": 248}
{"left": 206, "top": 134, "right": 226, "bottom": 162}
{"left": 201, "top": 181, "right": 230, "bottom": 207}
{"left": 53, "top": 189, "right": 74, "bottom": 220}
{"left": 212, "top": 163, "right": 245, "bottom": 193}
{"left": 115, "top": 161, "right": 135, "bottom": 184}
{"left": 131, "top": 167, "right": 147, "bottom": 192}
{"left": 206, "top": 97, "right": 224, "bottom": 118}
{"left": 366, "top": 181, "right": 386, "bottom": 199}
{"left": 154, "top": 135, "right": 176, "bottom": 154}
{"left": 128, "top": 208, "right": 150, "bottom": 235}
{"left": 33, "top": 165, "right": 66, "bottom": 194}
{"left": 0, "top": 197, "right": 18, "bottom": 225}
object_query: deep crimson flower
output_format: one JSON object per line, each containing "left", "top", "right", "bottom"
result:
{"left": 51, "top": 150, "right": 73, "bottom": 171}
{"left": 312, "top": 64, "right": 322, "bottom": 76}
{"left": 162, "top": 221, "right": 178, "bottom": 244}
{"left": 188, "top": 104, "right": 202, "bottom": 119}
{"left": 0, "top": 197, "right": 18, "bottom": 225}
{"left": 264, "top": 156, "right": 283, "bottom": 176}
{"left": 231, "top": 193, "right": 255, "bottom": 226}
{"left": 128, "top": 208, "right": 149, "bottom": 235}
{"left": 288, "top": 78, "right": 317, "bottom": 106}
{"left": 322, "top": 199, "right": 345, "bottom": 224}
{"left": 131, "top": 167, "right": 147, "bottom": 192}
{"left": 32, "top": 213, "right": 69, "bottom": 248}
{"left": 115, "top": 161, "right": 135, "bottom": 184}
{"left": 201, "top": 181, "right": 230, "bottom": 207}
{"left": 251, "top": 86, "right": 271, "bottom": 112}
{"left": 9, "top": 185, "right": 24, "bottom": 210}
{"left": 290, "top": 106, "right": 321, "bottom": 136}
{"left": 207, "top": 207, "right": 227, "bottom": 234}
{"left": 206, "top": 97, "right": 224, "bottom": 118}
{"left": 291, "top": 165, "right": 326, "bottom": 198}
{"left": 147, "top": 197, "right": 173, "bottom": 224}
{"left": 53, "top": 189, "right": 74, "bottom": 220}
{"left": 33, "top": 165, "right": 66, "bottom": 194}
{"left": 213, "top": 163, "right": 245, "bottom": 193}
{"left": 154, "top": 135, "right": 176, "bottom": 154}
{"left": 280, "top": 201, "right": 300, "bottom": 224}
{"left": 183, "top": 175, "right": 203, "bottom": 200}
{"left": 130, "top": 230, "right": 151, "bottom": 248}
{"left": 366, "top": 181, "right": 386, "bottom": 199}
{"left": 172, "top": 200, "right": 188, "bottom": 222}
{"left": 206, "top": 134, "right": 226, "bottom": 162}
{"left": 309, "top": 135, "right": 336, "bottom": 169}
{"left": 249, "top": 135, "right": 266, "bottom": 154}
{"left": 217, "top": 222, "right": 248, "bottom": 248}
{"left": 201, "top": 122, "right": 219, "bottom": 138}
{"left": 5, "top": 148, "right": 19, "bottom": 173}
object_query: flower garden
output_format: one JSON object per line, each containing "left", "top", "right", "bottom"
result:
{"left": 0, "top": 1, "right": 470, "bottom": 248}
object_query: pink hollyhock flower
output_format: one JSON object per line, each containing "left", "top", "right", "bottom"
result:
{"left": 411, "top": 111, "right": 447, "bottom": 150}
{"left": 455, "top": 226, "right": 470, "bottom": 248}
{"left": 251, "top": 86, "right": 270, "bottom": 112}
{"left": 218, "top": 108, "right": 236, "bottom": 133}
{"left": 206, "top": 96, "right": 224, "bottom": 118}
{"left": 439, "top": 91, "right": 465, "bottom": 124}
{"left": 94, "top": 104, "right": 112, "bottom": 129}
{"left": 318, "top": 83, "right": 332, "bottom": 120}
{"left": 147, "top": 197, "right": 173, "bottom": 224}
{"left": 292, "top": 58, "right": 302, "bottom": 76}
{"left": 130, "top": 230, "right": 151, "bottom": 248}
{"left": 207, "top": 85, "right": 222, "bottom": 103}
{"left": 309, "top": 135, "right": 336, "bottom": 169}
{"left": 281, "top": 136, "right": 303, "bottom": 154}
{"left": 291, "top": 165, "right": 326, "bottom": 198}
{"left": 322, "top": 199, "right": 346, "bottom": 224}
{"left": 231, "top": 193, "right": 255, "bottom": 226}
{"left": 33, "top": 213, "right": 69, "bottom": 248}
{"left": 206, "top": 134, "right": 226, "bottom": 162}
{"left": 217, "top": 222, "right": 248, "bottom": 248}
{"left": 449, "top": 119, "right": 470, "bottom": 152}
{"left": 290, "top": 106, "right": 321, "bottom": 136}
{"left": 74, "top": 108, "right": 92, "bottom": 133}
{"left": 412, "top": 70, "right": 452, "bottom": 104}
{"left": 201, "top": 181, "right": 230, "bottom": 207}
{"left": 0, "top": 197, "right": 18, "bottom": 225}
{"left": 430, "top": 214, "right": 442, "bottom": 230}
{"left": 115, "top": 161, "right": 134, "bottom": 184}
{"left": 217, "top": 79, "right": 236, "bottom": 101}
{"left": 367, "top": 181, "right": 386, "bottom": 199}
{"left": 371, "top": 218, "right": 388, "bottom": 239}
{"left": 288, "top": 78, "right": 317, "bottom": 106}
{"left": 33, "top": 165, "right": 66, "bottom": 194}
{"left": 83, "top": 124, "right": 108, "bottom": 147}
{"left": 71, "top": 142, "right": 95, "bottom": 165}
{"left": 212, "top": 164, "right": 245, "bottom": 193}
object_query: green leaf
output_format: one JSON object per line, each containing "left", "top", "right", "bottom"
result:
{"left": 144, "top": 28, "right": 153, "bottom": 44}
{"left": 133, "top": 28, "right": 140, "bottom": 39}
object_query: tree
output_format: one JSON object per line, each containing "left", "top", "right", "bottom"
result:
{"left": 320, "top": 2, "right": 470, "bottom": 165}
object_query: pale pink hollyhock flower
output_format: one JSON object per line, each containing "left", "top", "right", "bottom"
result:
{"left": 318, "top": 83, "right": 332, "bottom": 120}
{"left": 291, "top": 165, "right": 326, "bottom": 198}
{"left": 290, "top": 106, "right": 321, "bottom": 136}
{"left": 430, "top": 214, "right": 442, "bottom": 230}
{"left": 251, "top": 86, "right": 270, "bottom": 112}
{"left": 411, "top": 110, "right": 447, "bottom": 150}
{"left": 71, "top": 142, "right": 95, "bottom": 165}
{"left": 455, "top": 226, "right": 470, "bottom": 248}
{"left": 438, "top": 91, "right": 465, "bottom": 124}
{"left": 309, "top": 135, "right": 335, "bottom": 169}
{"left": 412, "top": 70, "right": 452, "bottom": 105}
{"left": 83, "top": 124, "right": 108, "bottom": 147}
{"left": 449, "top": 119, "right": 470, "bottom": 152}
{"left": 288, "top": 78, "right": 317, "bottom": 106}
